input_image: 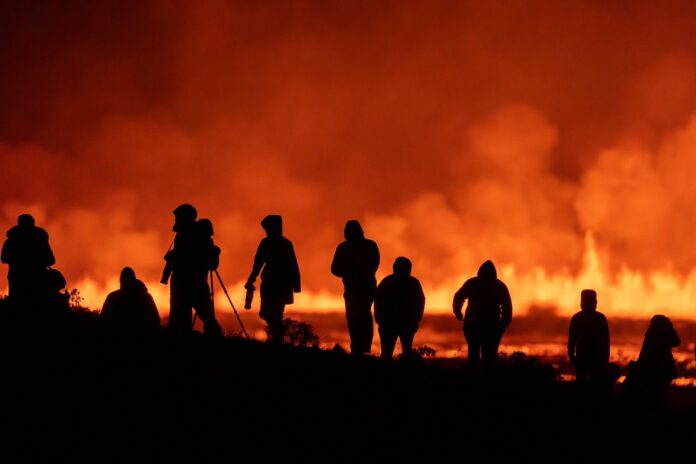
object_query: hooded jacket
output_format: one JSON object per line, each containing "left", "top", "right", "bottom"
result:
{"left": 453, "top": 260, "right": 512, "bottom": 333}
{"left": 248, "top": 215, "right": 301, "bottom": 304}
{"left": 374, "top": 258, "right": 425, "bottom": 331}
{"left": 330, "top": 220, "right": 380, "bottom": 292}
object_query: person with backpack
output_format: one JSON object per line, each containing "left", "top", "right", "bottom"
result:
{"left": 162, "top": 204, "right": 223, "bottom": 336}
{"left": 1, "top": 214, "right": 56, "bottom": 308}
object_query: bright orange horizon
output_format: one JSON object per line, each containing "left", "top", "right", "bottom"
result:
{"left": 2, "top": 1, "right": 696, "bottom": 321}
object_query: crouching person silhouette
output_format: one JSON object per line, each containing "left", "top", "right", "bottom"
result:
{"left": 162, "top": 204, "right": 223, "bottom": 337}
{"left": 453, "top": 260, "right": 512, "bottom": 370}
{"left": 245, "top": 215, "right": 301, "bottom": 343}
{"left": 568, "top": 289, "right": 610, "bottom": 386}
{"left": 374, "top": 257, "right": 425, "bottom": 360}
{"left": 102, "top": 267, "right": 160, "bottom": 340}
{"left": 623, "top": 315, "right": 681, "bottom": 407}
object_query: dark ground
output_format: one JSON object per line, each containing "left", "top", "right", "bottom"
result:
{"left": 1, "top": 307, "right": 695, "bottom": 462}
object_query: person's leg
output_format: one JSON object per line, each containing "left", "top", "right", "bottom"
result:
{"left": 191, "top": 280, "right": 222, "bottom": 336}
{"left": 399, "top": 330, "right": 415, "bottom": 358}
{"left": 575, "top": 364, "right": 589, "bottom": 385}
{"left": 260, "top": 297, "right": 285, "bottom": 343}
{"left": 481, "top": 337, "right": 500, "bottom": 370}
{"left": 464, "top": 327, "right": 482, "bottom": 369}
{"left": 169, "top": 282, "right": 192, "bottom": 335}
{"left": 379, "top": 326, "right": 398, "bottom": 360}
{"left": 345, "top": 291, "right": 374, "bottom": 354}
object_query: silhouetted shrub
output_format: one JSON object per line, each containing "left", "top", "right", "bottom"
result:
{"left": 69, "top": 289, "right": 87, "bottom": 311}
{"left": 499, "top": 351, "right": 562, "bottom": 383}
{"left": 413, "top": 345, "right": 437, "bottom": 358}
{"left": 278, "top": 318, "right": 320, "bottom": 348}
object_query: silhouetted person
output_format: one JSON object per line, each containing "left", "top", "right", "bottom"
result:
{"left": 162, "top": 204, "right": 223, "bottom": 336}
{"left": 102, "top": 267, "right": 160, "bottom": 338}
{"left": 374, "top": 257, "right": 425, "bottom": 360}
{"left": 245, "top": 215, "right": 301, "bottom": 343}
{"left": 568, "top": 289, "right": 610, "bottom": 385}
{"left": 624, "top": 315, "right": 681, "bottom": 406}
{"left": 453, "top": 260, "right": 512, "bottom": 369}
{"left": 331, "top": 220, "right": 380, "bottom": 354}
{"left": 1, "top": 214, "right": 55, "bottom": 306}
{"left": 39, "top": 268, "right": 70, "bottom": 330}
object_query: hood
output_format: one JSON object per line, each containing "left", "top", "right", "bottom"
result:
{"left": 477, "top": 260, "right": 497, "bottom": 280}
{"left": 393, "top": 257, "right": 412, "bottom": 276}
{"left": 261, "top": 215, "right": 283, "bottom": 238}
{"left": 344, "top": 220, "right": 364, "bottom": 241}
{"left": 197, "top": 218, "right": 214, "bottom": 237}
{"left": 120, "top": 267, "right": 136, "bottom": 289}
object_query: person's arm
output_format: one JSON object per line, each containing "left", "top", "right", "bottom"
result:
{"left": 601, "top": 314, "right": 610, "bottom": 364}
{"left": 330, "top": 244, "right": 344, "bottom": 278}
{"left": 147, "top": 294, "right": 160, "bottom": 327}
{"left": 101, "top": 294, "right": 114, "bottom": 321}
{"left": 1, "top": 239, "right": 11, "bottom": 264}
{"left": 500, "top": 283, "right": 513, "bottom": 331}
{"left": 43, "top": 241, "right": 56, "bottom": 268}
{"left": 452, "top": 282, "right": 469, "bottom": 321}
{"left": 289, "top": 242, "right": 301, "bottom": 293}
{"left": 415, "top": 279, "right": 425, "bottom": 322}
{"left": 670, "top": 325, "right": 681, "bottom": 348}
{"left": 246, "top": 240, "right": 266, "bottom": 288}
{"left": 370, "top": 241, "right": 380, "bottom": 275}
{"left": 568, "top": 317, "right": 576, "bottom": 365}
{"left": 374, "top": 281, "right": 384, "bottom": 326}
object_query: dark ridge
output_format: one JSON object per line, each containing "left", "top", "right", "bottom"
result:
{"left": 0, "top": 304, "right": 694, "bottom": 460}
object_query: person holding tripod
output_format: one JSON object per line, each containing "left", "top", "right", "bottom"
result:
{"left": 161, "top": 204, "right": 223, "bottom": 337}
{"left": 245, "top": 215, "right": 301, "bottom": 343}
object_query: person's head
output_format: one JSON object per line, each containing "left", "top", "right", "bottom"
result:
{"left": 197, "top": 218, "right": 214, "bottom": 237}
{"left": 393, "top": 257, "right": 412, "bottom": 276}
{"left": 17, "top": 214, "right": 35, "bottom": 228}
{"left": 173, "top": 204, "right": 197, "bottom": 230}
{"left": 580, "top": 289, "right": 597, "bottom": 312}
{"left": 120, "top": 267, "right": 137, "bottom": 289}
{"left": 344, "top": 220, "right": 364, "bottom": 241}
{"left": 647, "top": 314, "right": 673, "bottom": 337}
{"left": 45, "top": 269, "right": 66, "bottom": 293}
{"left": 477, "top": 260, "right": 497, "bottom": 280}
{"left": 261, "top": 215, "right": 283, "bottom": 238}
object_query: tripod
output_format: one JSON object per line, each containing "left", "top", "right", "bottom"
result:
{"left": 193, "top": 269, "right": 250, "bottom": 339}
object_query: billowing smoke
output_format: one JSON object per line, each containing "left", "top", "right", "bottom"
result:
{"left": 2, "top": 1, "right": 696, "bottom": 316}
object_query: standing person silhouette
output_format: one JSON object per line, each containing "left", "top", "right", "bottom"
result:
{"left": 567, "top": 289, "right": 610, "bottom": 385}
{"left": 162, "top": 204, "right": 223, "bottom": 337}
{"left": 1, "top": 214, "right": 55, "bottom": 308}
{"left": 374, "top": 257, "right": 424, "bottom": 360}
{"left": 245, "top": 215, "right": 301, "bottom": 343}
{"left": 453, "top": 260, "right": 512, "bottom": 369}
{"left": 331, "top": 220, "right": 380, "bottom": 355}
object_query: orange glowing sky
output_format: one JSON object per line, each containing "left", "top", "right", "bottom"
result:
{"left": 2, "top": 1, "right": 696, "bottom": 319}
